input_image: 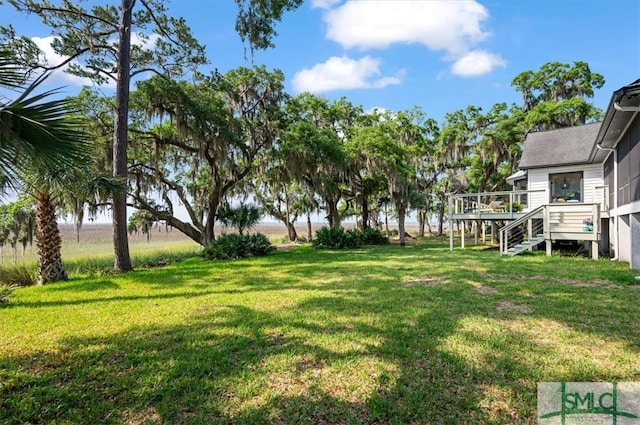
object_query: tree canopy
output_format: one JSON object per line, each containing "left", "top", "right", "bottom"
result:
{"left": 1, "top": 0, "right": 609, "bottom": 250}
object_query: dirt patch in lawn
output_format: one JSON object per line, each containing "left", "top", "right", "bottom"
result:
{"left": 485, "top": 273, "right": 634, "bottom": 289}
{"left": 476, "top": 286, "right": 499, "bottom": 295}
{"left": 496, "top": 301, "right": 533, "bottom": 314}
{"left": 551, "top": 278, "right": 620, "bottom": 288}
{"left": 403, "top": 276, "right": 446, "bottom": 286}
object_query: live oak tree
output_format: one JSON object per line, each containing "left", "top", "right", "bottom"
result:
{"left": 511, "top": 61, "right": 605, "bottom": 131}
{"left": 128, "top": 66, "right": 286, "bottom": 247}
{"left": 9, "top": 0, "right": 305, "bottom": 270}
{"left": 281, "top": 94, "right": 355, "bottom": 229}
{"left": 0, "top": 200, "right": 35, "bottom": 263}
{"left": 350, "top": 109, "right": 428, "bottom": 246}
{"left": 249, "top": 158, "right": 307, "bottom": 242}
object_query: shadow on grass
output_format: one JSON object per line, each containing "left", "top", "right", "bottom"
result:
{"left": 1, "top": 240, "right": 639, "bottom": 423}
{"left": 1, "top": 297, "right": 531, "bottom": 424}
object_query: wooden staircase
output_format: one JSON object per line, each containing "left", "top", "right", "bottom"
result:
{"left": 499, "top": 203, "right": 601, "bottom": 258}
{"left": 506, "top": 233, "right": 545, "bottom": 256}
{"left": 499, "top": 206, "right": 544, "bottom": 256}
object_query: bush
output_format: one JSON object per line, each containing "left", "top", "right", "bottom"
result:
{"left": 248, "top": 233, "right": 276, "bottom": 256}
{"left": 359, "top": 228, "right": 389, "bottom": 245}
{"left": 312, "top": 227, "right": 360, "bottom": 249}
{"left": 0, "top": 284, "right": 16, "bottom": 304}
{"left": 313, "top": 227, "right": 390, "bottom": 249}
{"left": 0, "top": 264, "right": 36, "bottom": 287}
{"left": 203, "top": 233, "right": 275, "bottom": 260}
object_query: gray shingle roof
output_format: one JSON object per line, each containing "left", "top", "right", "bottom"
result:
{"left": 518, "top": 122, "right": 602, "bottom": 169}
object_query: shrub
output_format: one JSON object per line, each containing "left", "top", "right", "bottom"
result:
{"left": 359, "top": 228, "right": 389, "bottom": 245}
{"left": 0, "top": 264, "right": 36, "bottom": 287}
{"left": 203, "top": 233, "right": 275, "bottom": 260}
{"left": 0, "top": 283, "right": 15, "bottom": 304}
{"left": 248, "top": 233, "right": 276, "bottom": 256}
{"left": 312, "top": 227, "right": 360, "bottom": 249}
{"left": 313, "top": 227, "right": 389, "bottom": 249}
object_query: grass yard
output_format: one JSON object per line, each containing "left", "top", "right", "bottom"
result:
{"left": 1, "top": 238, "right": 639, "bottom": 424}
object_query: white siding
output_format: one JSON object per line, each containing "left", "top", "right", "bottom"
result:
{"left": 528, "top": 169, "right": 549, "bottom": 210}
{"left": 526, "top": 164, "right": 604, "bottom": 211}
{"left": 584, "top": 166, "right": 604, "bottom": 204}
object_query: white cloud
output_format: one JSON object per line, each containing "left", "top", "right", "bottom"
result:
{"left": 323, "top": 1, "right": 489, "bottom": 54}
{"left": 131, "top": 32, "right": 160, "bottom": 49}
{"left": 32, "top": 36, "right": 95, "bottom": 87}
{"left": 31, "top": 32, "right": 158, "bottom": 88}
{"left": 451, "top": 50, "right": 506, "bottom": 77}
{"left": 318, "top": 0, "right": 506, "bottom": 77}
{"left": 311, "top": 0, "right": 342, "bottom": 9}
{"left": 292, "top": 55, "right": 403, "bottom": 94}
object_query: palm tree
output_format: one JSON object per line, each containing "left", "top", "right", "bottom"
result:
{"left": 2, "top": 43, "right": 107, "bottom": 283}
{"left": 1, "top": 47, "right": 89, "bottom": 185}
{"left": 19, "top": 165, "right": 122, "bottom": 284}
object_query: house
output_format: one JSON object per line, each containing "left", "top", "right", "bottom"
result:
{"left": 449, "top": 77, "right": 639, "bottom": 271}
{"left": 595, "top": 78, "right": 640, "bottom": 270}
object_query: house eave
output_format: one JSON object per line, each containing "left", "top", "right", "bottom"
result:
{"left": 519, "top": 160, "right": 598, "bottom": 171}
{"left": 594, "top": 79, "right": 640, "bottom": 150}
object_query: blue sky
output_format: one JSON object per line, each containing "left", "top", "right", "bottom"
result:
{"left": 2, "top": 0, "right": 639, "bottom": 123}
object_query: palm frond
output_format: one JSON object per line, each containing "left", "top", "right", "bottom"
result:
{"left": 0, "top": 70, "right": 91, "bottom": 181}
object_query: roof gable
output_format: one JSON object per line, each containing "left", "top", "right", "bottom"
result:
{"left": 518, "top": 122, "right": 602, "bottom": 169}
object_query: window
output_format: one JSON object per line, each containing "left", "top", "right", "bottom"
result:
{"left": 550, "top": 172, "right": 583, "bottom": 202}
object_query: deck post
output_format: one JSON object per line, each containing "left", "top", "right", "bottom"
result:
{"left": 474, "top": 221, "right": 478, "bottom": 245}
{"left": 449, "top": 197, "right": 454, "bottom": 251}
{"left": 461, "top": 221, "right": 465, "bottom": 248}
{"left": 543, "top": 205, "right": 552, "bottom": 256}
{"left": 592, "top": 203, "right": 600, "bottom": 260}
{"left": 482, "top": 221, "right": 486, "bottom": 244}
{"left": 509, "top": 192, "right": 514, "bottom": 219}
{"left": 491, "top": 222, "right": 496, "bottom": 244}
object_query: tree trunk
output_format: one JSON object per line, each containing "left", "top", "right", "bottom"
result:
{"left": 384, "top": 206, "right": 389, "bottom": 236}
{"left": 397, "top": 202, "right": 407, "bottom": 247}
{"left": 286, "top": 222, "right": 297, "bottom": 241}
{"left": 437, "top": 199, "right": 446, "bottom": 237}
{"left": 306, "top": 213, "right": 312, "bottom": 241}
{"left": 35, "top": 194, "right": 67, "bottom": 284}
{"left": 417, "top": 210, "right": 426, "bottom": 237}
{"left": 360, "top": 196, "right": 369, "bottom": 231}
{"left": 326, "top": 198, "right": 341, "bottom": 228}
{"left": 112, "top": 0, "right": 134, "bottom": 272}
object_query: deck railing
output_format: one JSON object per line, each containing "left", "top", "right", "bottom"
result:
{"left": 450, "top": 186, "right": 610, "bottom": 218}
{"left": 450, "top": 189, "right": 546, "bottom": 217}
{"left": 498, "top": 203, "right": 601, "bottom": 256}
{"left": 498, "top": 206, "right": 545, "bottom": 254}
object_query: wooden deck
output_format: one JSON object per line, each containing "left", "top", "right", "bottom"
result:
{"left": 448, "top": 190, "right": 608, "bottom": 258}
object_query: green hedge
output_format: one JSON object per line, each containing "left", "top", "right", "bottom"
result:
{"left": 312, "top": 227, "right": 388, "bottom": 249}
{"left": 203, "top": 233, "right": 275, "bottom": 260}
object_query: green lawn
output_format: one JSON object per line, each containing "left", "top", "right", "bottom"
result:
{"left": 1, "top": 239, "right": 639, "bottom": 424}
